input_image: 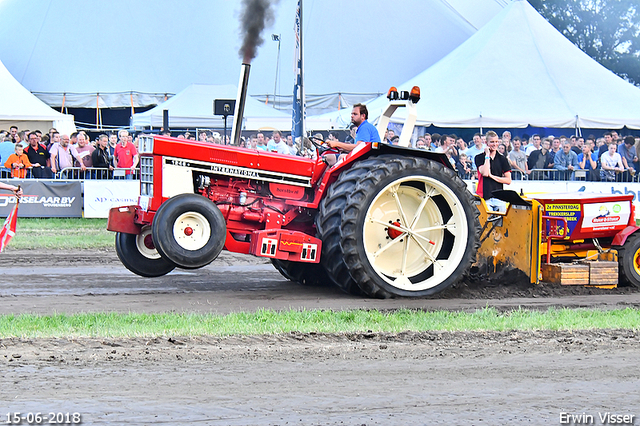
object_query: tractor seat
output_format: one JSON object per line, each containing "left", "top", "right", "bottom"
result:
{"left": 490, "top": 190, "right": 532, "bottom": 207}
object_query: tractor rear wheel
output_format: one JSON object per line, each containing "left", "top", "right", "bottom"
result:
{"left": 271, "top": 259, "right": 331, "bottom": 286}
{"left": 115, "top": 226, "right": 176, "bottom": 277}
{"left": 341, "top": 156, "right": 480, "bottom": 298}
{"left": 152, "top": 194, "right": 226, "bottom": 269}
{"left": 316, "top": 157, "right": 387, "bottom": 295}
{"left": 618, "top": 231, "right": 640, "bottom": 287}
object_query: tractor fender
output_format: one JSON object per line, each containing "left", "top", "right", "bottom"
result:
{"left": 612, "top": 225, "right": 640, "bottom": 246}
{"left": 307, "top": 143, "right": 455, "bottom": 210}
{"left": 328, "top": 142, "right": 453, "bottom": 178}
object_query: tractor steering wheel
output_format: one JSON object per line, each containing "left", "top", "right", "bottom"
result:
{"left": 309, "top": 135, "right": 339, "bottom": 156}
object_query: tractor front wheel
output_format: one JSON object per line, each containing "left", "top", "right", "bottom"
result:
{"left": 152, "top": 194, "right": 226, "bottom": 269}
{"left": 115, "top": 226, "right": 176, "bottom": 277}
{"left": 618, "top": 231, "right": 640, "bottom": 287}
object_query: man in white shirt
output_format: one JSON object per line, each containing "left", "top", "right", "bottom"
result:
{"left": 464, "top": 133, "right": 485, "bottom": 171}
{"left": 50, "top": 134, "right": 82, "bottom": 175}
{"left": 285, "top": 134, "right": 298, "bottom": 156}
{"left": 268, "top": 130, "right": 289, "bottom": 154}
{"left": 525, "top": 134, "right": 542, "bottom": 157}
{"left": 75, "top": 132, "right": 95, "bottom": 168}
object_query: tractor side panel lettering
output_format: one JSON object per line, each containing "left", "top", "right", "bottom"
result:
{"left": 269, "top": 183, "right": 306, "bottom": 200}
{"left": 164, "top": 157, "right": 312, "bottom": 187}
{"left": 545, "top": 203, "right": 581, "bottom": 237}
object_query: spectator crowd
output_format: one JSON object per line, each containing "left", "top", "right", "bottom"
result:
{"left": 412, "top": 130, "right": 640, "bottom": 182}
{"left": 0, "top": 126, "right": 139, "bottom": 179}
{"left": 2, "top": 123, "right": 639, "bottom": 184}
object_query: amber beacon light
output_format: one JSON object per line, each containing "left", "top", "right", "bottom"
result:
{"left": 410, "top": 86, "right": 421, "bottom": 103}
{"left": 387, "top": 86, "right": 399, "bottom": 100}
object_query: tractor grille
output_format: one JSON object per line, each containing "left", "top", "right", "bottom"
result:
{"left": 138, "top": 135, "right": 154, "bottom": 154}
{"left": 140, "top": 156, "right": 153, "bottom": 197}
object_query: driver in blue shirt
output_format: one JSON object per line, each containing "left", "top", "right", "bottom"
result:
{"left": 326, "top": 103, "right": 380, "bottom": 152}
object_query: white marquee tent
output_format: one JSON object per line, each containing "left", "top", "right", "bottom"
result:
{"left": 0, "top": 59, "right": 75, "bottom": 134}
{"left": 0, "top": 0, "right": 506, "bottom": 111}
{"left": 131, "top": 84, "right": 331, "bottom": 131}
{"left": 317, "top": 0, "right": 640, "bottom": 131}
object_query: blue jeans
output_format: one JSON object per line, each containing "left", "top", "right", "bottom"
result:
{"left": 486, "top": 198, "right": 507, "bottom": 213}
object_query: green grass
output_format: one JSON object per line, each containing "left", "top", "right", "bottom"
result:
{"left": 2, "top": 219, "right": 639, "bottom": 338}
{"left": 7, "top": 218, "right": 112, "bottom": 249}
{"left": 1, "top": 307, "right": 639, "bottom": 339}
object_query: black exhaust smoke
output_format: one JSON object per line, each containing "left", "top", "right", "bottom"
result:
{"left": 238, "top": 0, "right": 279, "bottom": 63}
{"left": 231, "top": 0, "right": 279, "bottom": 145}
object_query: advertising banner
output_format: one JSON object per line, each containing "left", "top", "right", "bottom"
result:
{"left": 582, "top": 201, "right": 631, "bottom": 232}
{"left": 0, "top": 180, "right": 82, "bottom": 217}
{"left": 465, "top": 180, "right": 640, "bottom": 217}
{"left": 83, "top": 180, "right": 140, "bottom": 218}
{"left": 544, "top": 202, "right": 581, "bottom": 237}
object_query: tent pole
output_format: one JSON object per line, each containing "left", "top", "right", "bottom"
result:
{"left": 96, "top": 94, "right": 100, "bottom": 130}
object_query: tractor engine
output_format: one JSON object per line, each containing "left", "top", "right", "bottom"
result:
{"left": 191, "top": 171, "right": 320, "bottom": 260}
{"left": 196, "top": 175, "right": 265, "bottom": 224}
{"left": 195, "top": 174, "right": 314, "bottom": 233}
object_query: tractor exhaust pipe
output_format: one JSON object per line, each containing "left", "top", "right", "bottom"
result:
{"left": 231, "top": 63, "right": 251, "bottom": 146}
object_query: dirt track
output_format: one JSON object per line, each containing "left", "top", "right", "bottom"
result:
{"left": 2, "top": 330, "right": 640, "bottom": 425}
{"left": 2, "top": 248, "right": 640, "bottom": 315}
{"left": 1, "top": 249, "right": 639, "bottom": 425}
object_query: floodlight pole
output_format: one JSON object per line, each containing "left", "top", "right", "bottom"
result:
{"left": 272, "top": 34, "right": 281, "bottom": 109}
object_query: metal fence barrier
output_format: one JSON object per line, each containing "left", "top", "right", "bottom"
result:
{"left": 55, "top": 167, "right": 140, "bottom": 180}
{"left": 517, "top": 168, "right": 638, "bottom": 182}
{"left": 2, "top": 165, "right": 639, "bottom": 183}
{"left": 458, "top": 168, "right": 640, "bottom": 183}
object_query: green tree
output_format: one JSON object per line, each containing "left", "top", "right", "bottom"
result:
{"left": 529, "top": 0, "right": 640, "bottom": 85}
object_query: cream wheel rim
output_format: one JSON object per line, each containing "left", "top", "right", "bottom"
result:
{"left": 362, "top": 175, "right": 469, "bottom": 291}
{"left": 136, "top": 225, "right": 161, "bottom": 259}
{"left": 173, "top": 212, "right": 211, "bottom": 251}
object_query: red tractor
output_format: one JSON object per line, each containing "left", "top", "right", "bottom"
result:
{"left": 107, "top": 87, "right": 481, "bottom": 298}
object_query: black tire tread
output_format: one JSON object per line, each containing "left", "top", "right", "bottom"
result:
{"left": 115, "top": 231, "right": 176, "bottom": 277}
{"left": 316, "top": 157, "right": 385, "bottom": 294}
{"left": 617, "top": 231, "right": 640, "bottom": 288}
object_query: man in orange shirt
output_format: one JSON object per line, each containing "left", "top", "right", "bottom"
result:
{"left": 4, "top": 143, "right": 31, "bottom": 178}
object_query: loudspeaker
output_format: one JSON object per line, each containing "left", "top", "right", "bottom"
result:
{"left": 214, "top": 99, "right": 236, "bottom": 116}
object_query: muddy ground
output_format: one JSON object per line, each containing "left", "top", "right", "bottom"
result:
{"left": 2, "top": 330, "right": 640, "bottom": 425}
{"left": 1, "top": 249, "right": 639, "bottom": 425}
{"left": 2, "top": 248, "right": 639, "bottom": 315}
